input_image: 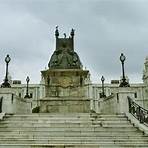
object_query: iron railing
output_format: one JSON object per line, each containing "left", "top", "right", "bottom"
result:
{"left": 0, "top": 97, "right": 3, "bottom": 113}
{"left": 128, "top": 96, "right": 148, "bottom": 125}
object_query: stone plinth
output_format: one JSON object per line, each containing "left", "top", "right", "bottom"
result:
{"left": 41, "top": 69, "right": 89, "bottom": 97}
{"left": 39, "top": 69, "right": 90, "bottom": 113}
{"left": 117, "top": 88, "right": 135, "bottom": 114}
{"left": 40, "top": 97, "right": 90, "bottom": 113}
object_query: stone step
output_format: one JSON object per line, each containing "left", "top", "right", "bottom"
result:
{"left": 0, "top": 120, "right": 132, "bottom": 124}
{"left": 3, "top": 116, "right": 128, "bottom": 120}
{"left": 0, "top": 144, "right": 148, "bottom": 148}
{"left": 102, "top": 124, "right": 134, "bottom": 128}
{"left": 0, "top": 127, "right": 139, "bottom": 132}
{"left": 0, "top": 131, "right": 143, "bottom": 137}
{"left": 0, "top": 139, "right": 148, "bottom": 145}
{"left": 5, "top": 113, "right": 92, "bottom": 117}
{"left": 0, "top": 136, "right": 147, "bottom": 140}
{"left": 0, "top": 130, "right": 141, "bottom": 135}
{"left": 3, "top": 118, "right": 128, "bottom": 122}
{"left": 0, "top": 120, "right": 131, "bottom": 125}
{"left": 3, "top": 135, "right": 144, "bottom": 140}
{"left": 0, "top": 124, "right": 101, "bottom": 128}
{"left": 0, "top": 120, "right": 101, "bottom": 123}
{"left": 0, "top": 134, "right": 146, "bottom": 139}
{"left": 1, "top": 117, "right": 130, "bottom": 122}
{"left": 0, "top": 125, "right": 134, "bottom": 129}
{"left": 0, "top": 139, "right": 147, "bottom": 145}
{"left": 0, "top": 124, "right": 134, "bottom": 129}
{"left": 5, "top": 113, "right": 126, "bottom": 118}
{"left": 3, "top": 117, "right": 93, "bottom": 120}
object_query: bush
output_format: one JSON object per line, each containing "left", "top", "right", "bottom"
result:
{"left": 32, "top": 106, "right": 40, "bottom": 113}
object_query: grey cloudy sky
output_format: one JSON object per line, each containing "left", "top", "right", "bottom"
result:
{"left": 0, "top": 0, "right": 148, "bottom": 84}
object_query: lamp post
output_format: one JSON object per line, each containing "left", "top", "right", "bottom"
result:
{"left": 119, "top": 53, "right": 130, "bottom": 87}
{"left": 1, "top": 54, "right": 11, "bottom": 88}
{"left": 24, "top": 76, "right": 30, "bottom": 98}
{"left": 101, "top": 76, "right": 106, "bottom": 98}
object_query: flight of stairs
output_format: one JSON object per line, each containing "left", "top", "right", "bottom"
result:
{"left": 0, "top": 113, "right": 148, "bottom": 148}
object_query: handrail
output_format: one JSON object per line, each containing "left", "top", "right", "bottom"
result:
{"left": 0, "top": 97, "right": 3, "bottom": 113}
{"left": 128, "top": 96, "right": 148, "bottom": 125}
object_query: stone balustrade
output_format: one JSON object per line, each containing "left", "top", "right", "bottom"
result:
{"left": 0, "top": 88, "right": 31, "bottom": 114}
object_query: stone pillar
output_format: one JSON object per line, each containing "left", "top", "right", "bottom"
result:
{"left": 117, "top": 88, "right": 135, "bottom": 114}
{"left": 0, "top": 88, "right": 14, "bottom": 113}
{"left": 90, "top": 86, "right": 95, "bottom": 111}
{"left": 105, "top": 87, "right": 111, "bottom": 96}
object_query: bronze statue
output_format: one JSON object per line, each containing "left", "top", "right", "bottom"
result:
{"left": 48, "top": 28, "right": 82, "bottom": 69}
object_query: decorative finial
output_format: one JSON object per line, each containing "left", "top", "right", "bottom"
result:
{"left": 71, "top": 28, "right": 75, "bottom": 37}
{"left": 63, "top": 33, "right": 66, "bottom": 38}
{"left": 55, "top": 26, "right": 59, "bottom": 37}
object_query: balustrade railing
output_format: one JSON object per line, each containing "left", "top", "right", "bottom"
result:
{"left": 0, "top": 97, "right": 3, "bottom": 113}
{"left": 128, "top": 96, "right": 148, "bottom": 125}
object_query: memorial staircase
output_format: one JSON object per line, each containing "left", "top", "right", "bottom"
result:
{"left": 0, "top": 113, "right": 148, "bottom": 148}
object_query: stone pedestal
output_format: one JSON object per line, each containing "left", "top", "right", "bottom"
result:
{"left": 39, "top": 69, "right": 90, "bottom": 113}
{"left": 117, "top": 88, "right": 135, "bottom": 114}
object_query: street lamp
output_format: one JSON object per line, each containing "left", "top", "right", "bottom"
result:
{"left": 24, "top": 76, "right": 30, "bottom": 98}
{"left": 1, "top": 54, "right": 11, "bottom": 88}
{"left": 119, "top": 53, "right": 130, "bottom": 87}
{"left": 101, "top": 76, "right": 106, "bottom": 98}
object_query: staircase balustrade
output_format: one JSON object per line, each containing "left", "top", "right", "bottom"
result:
{"left": 0, "top": 97, "right": 3, "bottom": 113}
{"left": 128, "top": 96, "right": 148, "bottom": 125}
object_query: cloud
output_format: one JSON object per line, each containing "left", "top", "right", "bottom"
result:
{"left": 0, "top": 0, "right": 147, "bottom": 84}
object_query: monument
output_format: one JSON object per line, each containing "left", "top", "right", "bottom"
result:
{"left": 39, "top": 27, "right": 90, "bottom": 113}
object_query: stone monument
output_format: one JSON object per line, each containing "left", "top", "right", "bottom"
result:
{"left": 39, "top": 27, "right": 90, "bottom": 113}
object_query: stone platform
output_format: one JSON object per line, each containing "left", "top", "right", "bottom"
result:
{"left": 40, "top": 69, "right": 90, "bottom": 113}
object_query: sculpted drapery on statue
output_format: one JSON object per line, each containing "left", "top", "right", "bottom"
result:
{"left": 48, "top": 27, "right": 82, "bottom": 69}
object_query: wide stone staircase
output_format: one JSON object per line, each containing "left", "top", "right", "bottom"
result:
{"left": 0, "top": 113, "right": 148, "bottom": 148}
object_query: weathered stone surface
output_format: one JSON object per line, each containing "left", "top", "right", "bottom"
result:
{"left": 0, "top": 113, "right": 148, "bottom": 147}
{"left": 0, "top": 88, "right": 31, "bottom": 114}
{"left": 41, "top": 69, "right": 89, "bottom": 98}
{"left": 40, "top": 97, "right": 90, "bottom": 113}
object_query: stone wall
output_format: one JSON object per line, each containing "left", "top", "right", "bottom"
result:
{"left": 98, "top": 94, "right": 118, "bottom": 114}
{"left": 0, "top": 88, "right": 31, "bottom": 114}
{"left": 91, "top": 87, "right": 136, "bottom": 114}
{"left": 91, "top": 83, "right": 148, "bottom": 111}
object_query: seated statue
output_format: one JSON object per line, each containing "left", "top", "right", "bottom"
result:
{"left": 48, "top": 49, "right": 82, "bottom": 69}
